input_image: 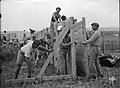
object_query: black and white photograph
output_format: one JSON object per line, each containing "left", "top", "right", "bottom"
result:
{"left": 0, "top": 0, "right": 119, "bottom": 88}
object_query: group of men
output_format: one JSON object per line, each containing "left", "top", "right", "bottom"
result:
{"left": 14, "top": 29, "right": 54, "bottom": 79}
{"left": 13, "top": 7, "right": 104, "bottom": 82}
{"left": 50, "top": 7, "right": 104, "bottom": 80}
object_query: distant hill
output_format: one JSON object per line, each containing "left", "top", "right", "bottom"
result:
{"left": 87, "top": 27, "right": 119, "bottom": 31}
{"left": 1, "top": 27, "right": 119, "bottom": 33}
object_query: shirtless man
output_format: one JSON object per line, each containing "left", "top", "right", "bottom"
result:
{"left": 50, "top": 7, "right": 61, "bottom": 29}
{"left": 50, "top": 7, "right": 61, "bottom": 45}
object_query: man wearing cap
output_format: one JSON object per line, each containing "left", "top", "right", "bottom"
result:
{"left": 82, "top": 22, "right": 103, "bottom": 80}
{"left": 29, "top": 28, "right": 35, "bottom": 36}
{"left": 24, "top": 29, "right": 36, "bottom": 44}
{"left": 14, "top": 40, "right": 53, "bottom": 79}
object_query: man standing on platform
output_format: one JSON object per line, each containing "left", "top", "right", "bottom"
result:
{"left": 50, "top": 7, "right": 61, "bottom": 32}
{"left": 50, "top": 7, "right": 61, "bottom": 45}
{"left": 82, "top": 22, "right": 103, "bottom": 80}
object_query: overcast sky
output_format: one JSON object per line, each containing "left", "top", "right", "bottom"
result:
{"left": 1, "top": 0, "right": 119, "bottom": 31}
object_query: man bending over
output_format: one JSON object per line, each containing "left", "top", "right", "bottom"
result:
{"left": 14, "top": 40, "right": 53, "bottom": 79}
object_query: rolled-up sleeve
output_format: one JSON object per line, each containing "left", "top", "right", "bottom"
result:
{"left": 84, "top": 31, "right": 99, "bottom": 44}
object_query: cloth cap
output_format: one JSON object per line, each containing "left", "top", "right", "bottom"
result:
{"left": 91, "top": 22, "right": 99, "bottom": 28}
{"left": 29, "top": 29, "right": 35, "bottom": 34}
{"left": 56, "top": 7, "right": 61, "bottom": 10}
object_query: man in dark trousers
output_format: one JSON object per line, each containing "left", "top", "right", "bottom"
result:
{"left": 14, "top": 40, "right": 53, "bottom": 79}
{"left": 58, "top": 31, "right": 71, "bottom": 74}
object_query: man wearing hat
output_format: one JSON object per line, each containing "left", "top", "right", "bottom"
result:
{"left": 82, "top": 22, "right": 103, "bottom": 80}
{"left": 23, "top": 29, "right": 36, "bottom": 44}
{"left": 29, "top": 28, "right": 35, "bottom": 37}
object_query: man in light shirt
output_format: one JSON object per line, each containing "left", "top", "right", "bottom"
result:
{"left": 14, "top": 40, "right": 53, "bottom": 79}
{"left": 82, "top": 22, "right": 103, "bottom": 80}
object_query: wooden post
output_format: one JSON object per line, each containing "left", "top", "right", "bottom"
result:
{"left": 82, "top": 17, "right": 87, "bottom": 41}
{"left": 82, "top": 17, "right": 89, "bottom": 78}
{"left": 70, "top": 17, "right": 76, "bottom": 76}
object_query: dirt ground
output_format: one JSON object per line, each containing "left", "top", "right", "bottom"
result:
{"left": 1, "top": 60, "right": 120, "bottom": 88}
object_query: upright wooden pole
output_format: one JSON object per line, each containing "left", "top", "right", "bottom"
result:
{"left": 70, "top": 17, "right": 76, "bottom": 76}
{"left": 82, "top": 17, "right": 89, "bottom": 78}
{"left": 82, "top": 17, "right": 87, "bottom": 41}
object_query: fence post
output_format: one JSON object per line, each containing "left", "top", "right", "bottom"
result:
{"left": 82, "top": 17, "right": 89, "bottom": 78}
{"left": 70, "top": 17, "right": 76, "bottom": 76}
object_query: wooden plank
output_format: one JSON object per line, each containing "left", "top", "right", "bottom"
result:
{"left": 53, "top": 21, "right": 68, "bottom": 67}
{"left": 69, "top": 17, "right": 76, "bottom": 76}
{"left": 54, "top": 22, "right": 70, "bottom": 51}
{"left": 37, "top": 22, "right": 70, "bottom": 77}
{"left": 82, "top": 17, "right": 87, "bottom": 41}
{"left": 7, "top": 75, "right": 85, "bottom": 84}
{"left": 37, "top": 51, "right": 54, "bottom": 77}
{"left": 69, "top": 24, "right": 83, "bottom": 44}
{"left": 73, "top": 24, "right": 82, "bottom": 32}
{"left": 42, "top": 75, "right": 73, "bottom": 80}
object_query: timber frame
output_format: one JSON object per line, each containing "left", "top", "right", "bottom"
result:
{"left": 7, "top": 17, "right": 87, "bottom": 84}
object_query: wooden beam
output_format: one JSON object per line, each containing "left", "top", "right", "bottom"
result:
{"left": 54, "top": 23, "right": 70, "bottom": 51}
{"left": 69, "top": 17, "right": 76, "bottom": 76}
{"left": 37, "top": 51, "right": 54, "bottom": 77}
{"left": 82, "top": 17, "right": 87, "bottom": 41}
{"left": 41, "top": 75, "right": 73, "bottom": 80}
{"left": 6, "top": 75, "right": 85, "bottom": 85}
{"left": 37, "top": 22, "right": 70, "bottom": 77}
{"left": 82, "top": 17, "right": 89, "bottom": 77}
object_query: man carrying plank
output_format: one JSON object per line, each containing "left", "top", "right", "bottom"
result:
{"left": 82, "top": 22, "right": 104, "bottom": 80}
